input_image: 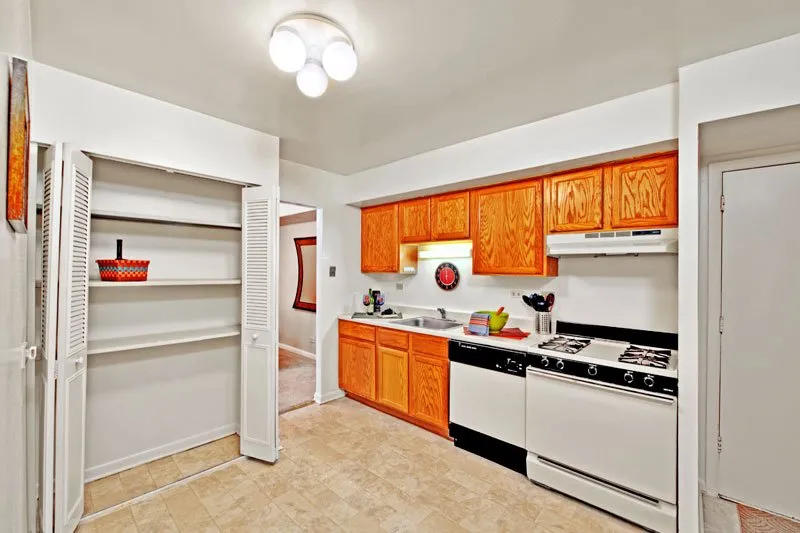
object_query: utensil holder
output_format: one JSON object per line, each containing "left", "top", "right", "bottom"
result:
{"left": 535, "top": 312, "right": 553, "bottom": 335}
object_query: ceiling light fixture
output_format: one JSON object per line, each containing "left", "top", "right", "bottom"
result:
{"left": 268, "top": 13, "right": 358, "bottom": 98}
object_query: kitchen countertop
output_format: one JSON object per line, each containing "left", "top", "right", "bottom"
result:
{"left": 338, "top": 313, "right": 552, "bottom": 351}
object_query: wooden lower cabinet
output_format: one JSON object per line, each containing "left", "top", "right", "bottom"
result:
{"left": 339, "top": 322, "right": 449, "bottom": 437}
{"left": 377, "top": 346, "right": 409, "bottom": 412}
{"left": 338, "top": 336, "right": 376, "bottom": 401}
{"left": 409, "top": 352, "right": 449, "bottom": 433}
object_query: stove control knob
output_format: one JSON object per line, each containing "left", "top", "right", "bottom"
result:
{"left": 624, "top": 371, "right": 635, "bottom": 384}
{"left": 540, "top": 356, "right": 549, "bottom": 367}
{"left": 587, "top": 365, "right": 598, "bottom": 376}
{"left": 556, "top": 359, "right": 565, "bottom": 370}
{"left": 644, "top": 375, "right": 655, "bottom": 387}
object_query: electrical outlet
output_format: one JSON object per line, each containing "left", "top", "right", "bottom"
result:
{"left": 329, "top": 266, "right": 336, "bottom": 277}
{"left": 395, "top": 282, "right": 405, "bottom": 291}
{"left": 510, "top": 289, "right": 523, "bottom": 298}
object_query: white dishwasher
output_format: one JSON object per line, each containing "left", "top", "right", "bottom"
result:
{"left": 448, "top": 339, "right": 528, "bottom": 474}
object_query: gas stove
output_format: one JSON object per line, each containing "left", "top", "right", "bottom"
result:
{"left": 619, "top": 346, "right": 672, "bottom": 369}
{"left": 537, "top": 336, "right": 591, "bottom": 354}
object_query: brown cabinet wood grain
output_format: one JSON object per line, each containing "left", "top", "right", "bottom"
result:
{"left": 608, "top": 154, "right": 678, "bottom": 229}
{"left": 399, "top": 198, "right": 431, "bottom": 243}
{"left": 471, "top": 179, "right": 548, "bottom": 275}
{"left": 409, "top": 351, "right": 449, "bottom": 432}
{"left": 377, "top": 328, "right": 409, "bottom": 351}
{"left": 545, "top": 168, "right": 604, "bottom": 233}
{"left": 431, "top": 191, "right": 470, "bottom": 241}
{"left": 338, "top": 336, "right": 376, "bottom": 401}
{"left": 361, "top": 204, "right": 400, "bottom": 272}
{"left": 377, "top": 346, "right": 409, "bottom": 413}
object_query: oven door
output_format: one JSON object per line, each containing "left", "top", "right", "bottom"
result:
{"left": 526, "top": 368, "right": 677, "bottom": 503}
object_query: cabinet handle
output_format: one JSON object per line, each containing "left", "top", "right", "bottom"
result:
{"left": 74, "top": 357, "right": 85, "bottom": 366}
{"left": 251, "top": 334, "right": 259, "bottom": 341}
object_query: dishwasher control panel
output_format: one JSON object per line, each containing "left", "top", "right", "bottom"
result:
{"left": 449, "top": 340, "right": 528, "bottom": 376}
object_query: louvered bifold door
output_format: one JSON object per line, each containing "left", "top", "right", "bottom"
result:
{"left": 54, "top": 148, "right": 93, "bottom": 533}
{"left": 40, "top": 144, "right": 65, "bottom": 533}
{"left": 240, "top": 185, "right": 279, "bottom": 462}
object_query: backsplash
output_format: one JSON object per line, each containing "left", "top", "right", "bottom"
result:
{"left": 364, "top": 254, "right": 678, "bottom": 333}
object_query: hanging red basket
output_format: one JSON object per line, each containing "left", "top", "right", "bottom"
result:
{"left": 96, "top": 259, "right": 150, "bottom": 282}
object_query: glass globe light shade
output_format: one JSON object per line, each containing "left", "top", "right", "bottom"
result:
{"left": 322, "top": 39, "right": 358, "bottom": 81}
{"left": 296, "top": 60, "right": 328, "bottom": 98}
{"left": 269, "top": 26, "right": 306, "bottom": 73}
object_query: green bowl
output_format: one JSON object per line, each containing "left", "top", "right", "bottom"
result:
{"left": 476, "top": 310, "right": 510, "bottom": 332}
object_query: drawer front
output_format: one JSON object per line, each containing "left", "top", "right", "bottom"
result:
{"left": 410, "top": 333, "right": 448, "bottom": 358}
{"left": 377, "top": 328, "right": 409, "bottom": 350}
{"left": 339, "top": 320, "right": 376, "bottom": 342}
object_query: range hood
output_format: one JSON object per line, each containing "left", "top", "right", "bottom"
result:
{"left": 547, "top": 228, "right": 678, "bottom": 256}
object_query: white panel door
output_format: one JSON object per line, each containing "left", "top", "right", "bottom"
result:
{"left": 240, "top": 186, "right": 278, "bottom": 462}
{"left": 718, "top": 162, "right": 800, "bottom": 520}
{"left": 39, "top": 144, "right": 65, "bottom": 533}
{"left": 54, "top": 148, "right": 93, "bottom": 533}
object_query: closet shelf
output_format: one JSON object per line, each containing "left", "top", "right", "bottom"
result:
{"left": 91, "top": 209, "right": 242, "bottom": 229}
{"left": 89, "top": 279, "right": 241, "bottom": 288}
{"left": 87, "top": 325, "right": 240, "bottom": 355}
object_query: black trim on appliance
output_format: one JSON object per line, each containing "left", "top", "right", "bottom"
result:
{"left": 556, "top": 321, "right": 678, "bottom": 350}
{"left": 449, "top": 423, "right": 527, "bottom": 475}
{"left": 448, "top": 340, "right": 528, "bottom": 377}
{"left": 528, "top": 354, "right": 678, "bottom": 397}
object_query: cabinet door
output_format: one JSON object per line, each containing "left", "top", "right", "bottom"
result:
{"left": 399, "top": 198, "right": 431, "bottom": 243}
{"left": 339, "top": 337, "right": 376, "bottom": 400}
{"left": 471, "top": 180, "right": 545, "bottom": 275}
{"left": 609, "top": 154, "right": 678, "bottom": 229}
{"left": 361, "top": 204, "right": 399, "bottom": 272}
{"left": 409, "top": 352, "right": 449, "bottom": 432}
{"left": 546, "top": 168, "right": 604, "bottom": 233}
{"left": 377, "top": 346, "right": 409, "bottom": 413}
{"left": 431, "top": 191, "right": 470, "bottom": 241}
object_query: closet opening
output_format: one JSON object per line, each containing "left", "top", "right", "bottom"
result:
{"left": 33, "top": 147, "right": 247, "bottom": 521}
{"left": 277, "top": 202, "right": 320, "bottom": 414}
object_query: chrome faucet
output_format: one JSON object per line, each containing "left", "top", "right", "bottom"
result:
{"left": 437, "top": 307, "right": 447, "bottom": 320}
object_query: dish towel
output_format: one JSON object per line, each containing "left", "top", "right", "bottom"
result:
{"left": 467, "top": 312, "right": 491, "bottom": 336}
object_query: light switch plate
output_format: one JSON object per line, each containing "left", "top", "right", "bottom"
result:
{"left": 395, "top": 282, "right": 404, "bottom": 291}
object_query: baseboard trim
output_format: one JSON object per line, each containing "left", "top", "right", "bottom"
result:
{"left": 314, "top": 389, "right": 345, "bottom": 404}
{"left": 84, "top": 423, "right": 239, "bottom": 482}
{"left": 278, "top": 343, "right": 316, "bottom": 360}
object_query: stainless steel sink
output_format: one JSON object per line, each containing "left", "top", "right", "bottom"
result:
{"left": 393, "top": 316, "right": 462, "bottom": 330}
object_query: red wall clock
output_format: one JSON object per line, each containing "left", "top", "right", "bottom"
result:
{"left": 435, "top": 262, "right": 460, "bottom": 291}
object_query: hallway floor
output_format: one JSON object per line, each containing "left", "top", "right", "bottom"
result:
{"left": 704, "top": 493, "right": 800, "bottom": 533}
{"left": 279, "top": 348, "right": 315, "bottom": 414}
{"left": 77, "top": 397, "right": 643, "bottom": 532}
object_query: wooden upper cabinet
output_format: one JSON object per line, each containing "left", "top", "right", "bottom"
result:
{"left": 431, "top": 191, "right": 470, "bottom": 241}
{"left": 361, "top": 204, "right": 399, "bottom": 272}
{"left": 399, "top": 198, "right": 431, "bottom": 243}
{"left": 545, "top": 168, "right": 604, "bottom": 233}
{"left": 471, "top": 180, "right": 546, "bottom": 275}
{"left": 608, "top": 153, "right": 678, "bottom": 229}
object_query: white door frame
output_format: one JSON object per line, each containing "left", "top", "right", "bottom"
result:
{"left": 704, "top": 149, "right": 800, "bottom": 495}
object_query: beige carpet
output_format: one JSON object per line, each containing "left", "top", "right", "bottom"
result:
{"left": 279, "top": 348, "right": 316, "bottom": 414}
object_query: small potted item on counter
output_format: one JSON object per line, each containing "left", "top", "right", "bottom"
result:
{"left": 96, "top": 239, "right": 150, "bottom": 282}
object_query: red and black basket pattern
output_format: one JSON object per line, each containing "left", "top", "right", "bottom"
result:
{"left": 96, "top": 259, "right": 150, "bottom": 282}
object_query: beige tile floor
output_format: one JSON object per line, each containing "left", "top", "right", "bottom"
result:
{"left": 78, "top": 397, "right": 643, "bottom": 532}
{"left": 279, "top": 348, "right": 316, "bottom": 414}
{"left": 85, "top": 434, "right": 241, "bottom": 515}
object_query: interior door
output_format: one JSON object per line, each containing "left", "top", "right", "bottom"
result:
{"left": 718, "top": 162, "right": 800, "bottom": 520}
{"left": 54, "top": 147, "right": 93, "bottom": 533}
{"left": 39, "top": 144, "right": 65, "bottom": 533}
{"left": 240, "top": 185, "right": 279, "bottom": 462}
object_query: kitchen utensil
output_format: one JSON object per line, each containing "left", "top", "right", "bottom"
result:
{"left": 545, "top": 293, "right": 555, "bottom": 312}
{"left": 522, "top": 294, "right": 535, "bottom": 308}
{"left": 535, "top": 311, "right": 553, "bottom": 335}
{"left": 496, "top": 306, "right": 505, "bottom": 315}
{"left": 476, "top": 309, "right": 510, "bottom": 332}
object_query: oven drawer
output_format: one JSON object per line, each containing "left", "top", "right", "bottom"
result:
{"left": 526, "top": 368, "right": 677, "bottom": 503}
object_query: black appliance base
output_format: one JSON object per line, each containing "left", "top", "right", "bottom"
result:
{"left": 449, "top": 423, "right": 527, "bottom": 475}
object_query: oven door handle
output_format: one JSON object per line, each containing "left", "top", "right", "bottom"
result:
{"left": 526, "top": 368, "right": 676, "bottom": 405}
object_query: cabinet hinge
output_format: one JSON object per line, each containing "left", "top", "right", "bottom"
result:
{"left": 717, "top": 435, "right": 723, "bottom": 454}
{"left": 54, "top": 364, "right": 58, "bottom": 380}
{"left": 720, "top": 195, "right": 726, "bottom": 212}
{"left": 719, "top": 316, "right": 725, "bottom": 334}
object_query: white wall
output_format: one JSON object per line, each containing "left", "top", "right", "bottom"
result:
{"left": 279, "top": 160, "right": 368, "bottom": 402}
{"left": 367, "top": 255, "right": 677, "bottom": 333}
{"left": 279, "top": 220, "right": 317, "bottom": 356}
{"left": 28, "top": 62, "right": 278, "bottom": 187}
{"left": 344, "top": 83, "right": 677, "bottom": 204}
{"left": 678, "top": 32, "right": 800, "bottom": 533}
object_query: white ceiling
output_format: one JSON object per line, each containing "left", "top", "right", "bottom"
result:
{"left": 29, "top": 0, "right": 800, "bottom": 175}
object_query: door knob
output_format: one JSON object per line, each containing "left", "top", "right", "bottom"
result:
{"left": 251, "top": 334, "right": 259, "bottom": 341}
